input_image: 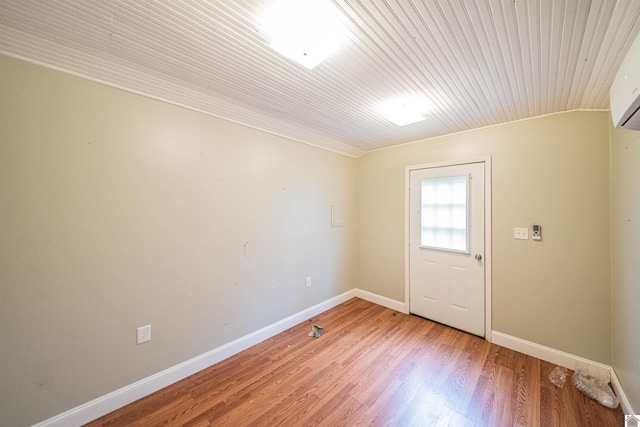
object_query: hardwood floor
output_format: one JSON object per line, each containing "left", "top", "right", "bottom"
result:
{"left": 86, "top": 298, "right": 624, "bottom": 426}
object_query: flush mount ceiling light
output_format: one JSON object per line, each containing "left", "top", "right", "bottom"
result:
{"left": 377, "top": 95, "right": 433, "bottom": 126}
{"left": 263, "top": 0, "right": 344, "bottom": 69}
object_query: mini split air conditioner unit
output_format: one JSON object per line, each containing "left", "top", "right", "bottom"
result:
{"left": 611, "top": 30, "right": 640, "bottom": 130}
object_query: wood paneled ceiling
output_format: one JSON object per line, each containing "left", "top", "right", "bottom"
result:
{"left": 2, "top": 0, "right": 640, "bottom": 157}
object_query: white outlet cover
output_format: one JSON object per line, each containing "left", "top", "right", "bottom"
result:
{"left": 137, "top": 325, "right": 151, "bottom": 344}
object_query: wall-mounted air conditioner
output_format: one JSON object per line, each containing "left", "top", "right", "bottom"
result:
{"left": 611, "top": 30, "right": 640, "bottom": 130}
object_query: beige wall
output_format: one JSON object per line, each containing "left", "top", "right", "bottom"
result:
{"left": 1, "top": 52, "right": 623, "bottom": 425}
{"left": 0, "top": 55, "right": 357, "bottom": 426}
{"left": 358, "top": 111, "right": 612, "bottom": 364}
{"left": 611, "top": 124, "right": 640, "bottom": 412}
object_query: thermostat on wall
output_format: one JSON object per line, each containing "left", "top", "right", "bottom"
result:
{"left": 532, "top": 224, "right": 542, "bottom": 240}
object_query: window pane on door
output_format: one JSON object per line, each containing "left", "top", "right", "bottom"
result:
{"left": 420, "top": 175, "right": 469, "bottom": 252}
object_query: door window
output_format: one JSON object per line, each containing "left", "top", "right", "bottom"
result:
{"left": 420, "top": 175, "right": 469, "bottom": 252}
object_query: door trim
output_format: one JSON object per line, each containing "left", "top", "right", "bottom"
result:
{"left": 404, "top": 157, "right": 492, "bottom": 341}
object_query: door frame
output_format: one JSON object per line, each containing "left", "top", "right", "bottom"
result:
{"left": 404, "top": 156, "right": 492, "bottom": 341}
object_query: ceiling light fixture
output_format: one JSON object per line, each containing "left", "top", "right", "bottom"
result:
{"left": 263, "top": 0, "right": 344, "bottom": 69}
{"left": 376, "top": 95, "right": 433, "bottom": 126}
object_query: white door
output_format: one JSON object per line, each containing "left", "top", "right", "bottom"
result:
{"left": 409, "top": 162, "right": 485, "bottom": 336}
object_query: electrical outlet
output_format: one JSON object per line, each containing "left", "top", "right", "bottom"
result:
{"left": 514, "top": 227, "right": 529, "bottom": 240}
{"left": 137, "top": 325, "right": 151, "bottom": 344}
{"left": 306, "top": 276, "right": 312, "bottom": 287}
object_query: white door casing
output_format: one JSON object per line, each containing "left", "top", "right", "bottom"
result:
{"left": 407, "top": 159, "right": 490, "bottom": 337}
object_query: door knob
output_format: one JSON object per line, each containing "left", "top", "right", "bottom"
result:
{"left": 475, "top": 254, "right": 482, "bottom": 260}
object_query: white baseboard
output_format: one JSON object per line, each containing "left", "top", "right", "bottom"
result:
{"left": 611, "top": 367, "right": 635, "bottom": 415}
{"left": 492, "top": 331, "right": 633, "bottom": 414}
{"left": 353, "top": 288, "right": 407, "bottom": 313}
{"left": 491, "top": 331, "right": 610, "bottom": 372}
{"left": 34, "top": 289, "right": 361, "bottom": 427}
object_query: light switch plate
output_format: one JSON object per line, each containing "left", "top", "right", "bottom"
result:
{"left": 514, "top": 227, "right": 529, "bottom": 240}
{"left": 331, "top": 205, "right": 344, "bottom": 227}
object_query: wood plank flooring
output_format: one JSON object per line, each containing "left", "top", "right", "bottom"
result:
{"left": 85, "top": 298, "right": 624, "bottom": 426}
